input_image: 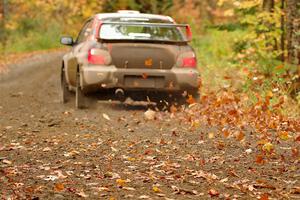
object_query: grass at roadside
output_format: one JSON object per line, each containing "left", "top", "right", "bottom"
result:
{"left": 0, "top": 21, "right": 64, "bottom": 71}
{"left": 1, "top": 22, "right": 62, "bottom": 54}
{"left": 193, "top": 29, "right": 300, "bottom": 118}
{"left": 192, "top": 29, "right": 246, "bottom": 92}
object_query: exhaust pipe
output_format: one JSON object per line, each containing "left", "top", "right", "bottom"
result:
{"left": 115, "top": 88, "right": 126, "bottom": 102}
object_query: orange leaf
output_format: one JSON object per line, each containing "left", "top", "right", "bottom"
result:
{"left": 223, "top": 75, "right": 231, "bottom": 80}
{"left": 54, "top": 183, "right": 65, "bottom": 192}
{"left": 278, "top": 131, "right": 290, "bottom": 140}
{"left": 223, "top": 130, "right": 230, "bottom": 138}
{"left": 266, "top": 91, "right": 273, "bottom": 98}
{"left": 236, "top": 131, "right": 245, "bottom": 141}
{"left": 295, "top": 134, "right": 300, "bottom": 142}
{"left": 292, "top": 148, "right": 299, "bottom": 158}
{"left": 186, "top": 95, "right": 196, "bottom": 104}
{"left": 170, "top": 105, "right": 177, "bottom": 113}
{"left": 260, "top": 193, "right": 269, "bottom": 200}
{"left": 208, "top": 189, "right": 219, "bottom": 197}
{"left": 160, "top": 138, "right": 167, "bottom": 145}
{"left": 142, "top": 73, "right": 148, "bottom": 79}
{"left": 116, "top": 179, "right": 126, "bottom": 187}
{"left": 228, "top": 109, "right": 238, "bottom": 116}
{"left": 275, "top": 65, "right": 283, "bottom": 70}
{"left": 256, "top": 155, "right": 264, "bottom": 164}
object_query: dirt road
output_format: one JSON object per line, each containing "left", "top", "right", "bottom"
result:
{"left": 0, "top": 52, "right": 299, "bottom": 199}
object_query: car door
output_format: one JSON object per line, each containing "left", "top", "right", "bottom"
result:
{"left": 66, "top": 19, "right": 93, "bottom": 87}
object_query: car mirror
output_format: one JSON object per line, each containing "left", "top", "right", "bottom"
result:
{"left": 60, "top": 36, "right": 74, "bottom": 46}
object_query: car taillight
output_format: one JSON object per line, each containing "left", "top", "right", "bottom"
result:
{"left": 88, "top": 48, "right": 105, "bottom": 65}
{"left": 177, "top": 51, "right": 197, "bottom": 68}
{"left": 182, "top": 57, "right": 197, "bottom": 68}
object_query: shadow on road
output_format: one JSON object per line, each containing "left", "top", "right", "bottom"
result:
{"left": 85, "top": 91, "right": 155, "bottom": 111}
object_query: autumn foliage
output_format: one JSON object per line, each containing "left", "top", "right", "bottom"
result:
{"left": 0, "top": 1, "right": 299, "bottom": 199}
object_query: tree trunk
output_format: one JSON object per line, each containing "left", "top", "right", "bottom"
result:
{"left": 280, "top": 0, "right": 285, "bottom": 62}
{"left": 286, "top": 0, "right": 300, "bottom": 65}
{"left": 0, "top": 0, "right": 5, "bottom": 42}
{"left": 0, "top": 0, "right": 8, "bottom": 49}
{"left": 262, "top": 0, "right": 275, "bottom": 51}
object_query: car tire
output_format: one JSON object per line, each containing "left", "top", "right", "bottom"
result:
{"left": 75, "top": 70, "right": 86, "bottom": 109}
{"left": 61, "top": 67, "right": 72, "bottom": 103}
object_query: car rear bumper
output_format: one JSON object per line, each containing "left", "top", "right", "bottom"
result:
{"left": 81, "top": 65, "right": 200, "bottom": 92}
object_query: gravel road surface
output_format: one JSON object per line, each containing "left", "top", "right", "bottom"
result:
{"left": 0, "top": 52, "right": 299, "bottom": 199}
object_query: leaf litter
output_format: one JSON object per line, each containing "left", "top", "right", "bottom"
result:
{"left": 0, "top": 89, "right": 299, "bottom": 199}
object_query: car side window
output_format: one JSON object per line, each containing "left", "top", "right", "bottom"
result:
{"left": 76, "top": 20, "right": 93, "bottom": 44}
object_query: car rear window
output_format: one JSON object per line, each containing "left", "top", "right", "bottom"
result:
{"left": 99, "top": 18, "right": 186, "bottom": 42}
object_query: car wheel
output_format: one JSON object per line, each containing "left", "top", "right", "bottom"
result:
{"left": 61, "top": 67, "right": 72, "bottom": 103}
{"left": 75, "top": 70, "right": 86, "bottom": 109}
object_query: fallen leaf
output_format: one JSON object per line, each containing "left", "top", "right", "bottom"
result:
{"left": 291, "top": 148, "right": 299, "bottom": 158}
{"left": 256, "top": 155, "right": 264, "bottom": 164}
{"left": 208, "top": 189, "right": 219, "bottom": 197}
{"left": 223, "top": 130, "right": 230, "bottom": 138}
{"left": 171, "top": 185, "right": 197, "bottom": 195}
{"left": 278, "top": 131, "right": 290, "bottom": 140}
{"left": 102, "top": 113, "right": 111, "bottom": 121}
{"left": 245, "top": 149, "right": 252, "bottom": 154}
{"left": 291, "top": 186, "right": 300, "bottom": 194}
{"left": 186, "top": 95, "right": 196, "bottom": 104}
{"left": 220, "top": 177, "right": 228, "bottom": 183}
{"left": 123, "top": 187, "right": 136, "bottom": 191}
{"left": 170, "top": 105, "right": 177, "bottom": 113}
{"left": 191, "top": 120, "right": 200, "bottom": 128}
{"left": 152, "top": 186, "right": 161, "bottom": 193}
{"left": 139, "top": 195, "right": 150, "bottom": 199}
{"left": 262, "top": 142, "right": 273, "bottom": 153}
{"left": 266, "top": 91, "right": 273, "bottom": 98}
{"left": 111, "top": 147, "right": 118, "bottom": 152}
{"left": 76, "top": 190, "right": 88, "bottom": 198}
{"left": 96, "top": 187, "right": 110, "bottom": 192}
{"left": 44, "top": 175, "right": 58, "bottom": 181}
{"left": 144, "top": 109, "right": 156, "bottom": 120}
{"left": 104, "top": 172, "right": 120, "bottom": 179}
{"left": 235, "top": 131, "right": 245, "bottom": 141}
{"left": 208, "top": 132, "right": 214, "bottom": 139}
{"left": 141, "top": 73, "right": 148, "bottom": 79}
{"left": 2, "top": 159, "right": 12, "bottom": 165}
{"left": 43, "top": 147, "right": 51, "bottom": 152}
{"left": 116, "top": 179, "right": 126, "bottom": 187}
{"left": 55, "top": 170, "right": 67, "bottom": 179}
{"left": 54, "top": 183, "right": 65, "bottom": 192}
{"left": 260, "top": 193, "right": 269, "bottom": 200}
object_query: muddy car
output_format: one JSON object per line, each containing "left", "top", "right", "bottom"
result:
{"left": 60, "top": 10, "right": 200, "bottom": 109}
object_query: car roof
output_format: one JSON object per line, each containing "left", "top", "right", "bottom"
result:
{"left": 95, "top": 12, "right": 174, "bottom": 22}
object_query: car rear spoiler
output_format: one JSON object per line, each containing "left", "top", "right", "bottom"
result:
{"left": 97, "top": 22, "right": 193, "bottom": 42}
